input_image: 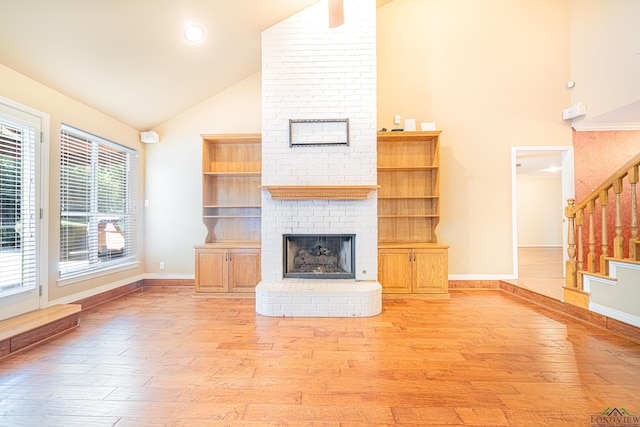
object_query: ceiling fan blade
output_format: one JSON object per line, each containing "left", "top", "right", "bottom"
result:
{"left": 328, "top": 0, "right": 344, "bottom": 28}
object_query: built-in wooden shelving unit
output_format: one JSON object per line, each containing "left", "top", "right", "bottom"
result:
{"left": 194, "top": 134, "right": 262, "bottom": 293}
{"left": 377, "top": 131, "right": 449, "bottom": 295}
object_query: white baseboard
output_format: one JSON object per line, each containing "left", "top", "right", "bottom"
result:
{"left": 590, "top": 302, "right": 640, "bottom": 328}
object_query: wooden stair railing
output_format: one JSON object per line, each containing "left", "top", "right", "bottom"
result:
{"left": 564, "top": 151, "right": 640, "bottom": 306}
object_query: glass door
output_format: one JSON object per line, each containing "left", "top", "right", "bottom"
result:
{"left": 0, "top": 99, "right": 46, "bottom": 321}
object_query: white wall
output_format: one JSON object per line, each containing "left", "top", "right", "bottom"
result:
{"left": 516, "top": 174, "right": 563, "bottom": 247}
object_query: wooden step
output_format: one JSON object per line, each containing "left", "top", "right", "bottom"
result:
{"left": 0, "top": 304, "right": 81, "bottom": 358}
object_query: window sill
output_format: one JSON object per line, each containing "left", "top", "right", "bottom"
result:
{"left": 57, "top": 260, "right": 141, "bottom": 287}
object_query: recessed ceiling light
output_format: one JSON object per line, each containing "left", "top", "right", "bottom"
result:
{"left": 184, "top": 25, "right": 204, "bottom": 43}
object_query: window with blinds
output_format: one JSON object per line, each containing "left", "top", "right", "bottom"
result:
{"left": 0, "top": 118, "right": 36, "bottom": 295}
{"left": 59, "top": 125, "right": 138, "bottom": 280}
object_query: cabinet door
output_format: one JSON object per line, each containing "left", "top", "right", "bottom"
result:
{"left": 378, "top": 249, "right": 412, "bottom": 293}
{"left": 229, "top": 248, "right": 261, "bottom": 292}
{"left": 195, "top": 249, "right": 229, "bottom": 292}
{"left": 413, "top": 249, "right": 448, "bottom": 293}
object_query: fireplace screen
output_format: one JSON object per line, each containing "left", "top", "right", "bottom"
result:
{"left": 283, "top": 234, "right": 355, "bottom": 279}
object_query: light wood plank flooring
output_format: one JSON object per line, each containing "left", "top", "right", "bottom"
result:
{"left": 1, "top": 287, "right": 639, "bottom": 426}
{"left": 512, "top": 247, "right": 565, "bottom": 300}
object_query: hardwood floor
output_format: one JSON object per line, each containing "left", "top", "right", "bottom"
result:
{"left": 511, "top": 247, "right": 565, "bottom": 300}
{"left": 1, "top": 287, "right": 639, "bottom": 426}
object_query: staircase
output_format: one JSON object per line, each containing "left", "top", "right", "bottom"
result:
{"left": 564, "top": 151, "right": 640, "bottom": 326}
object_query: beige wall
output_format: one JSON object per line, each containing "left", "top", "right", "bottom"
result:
{"left": 145, "top": 73, "right": 262, "bottom": 276}
{"left": 377, "top": 0, "right": 572, "bottom": 277}
{"left": 570, "top": 0, "right": 640, "bottom": 119}
{"left": 0, "top": 64, "right": 144, "bottom": 302}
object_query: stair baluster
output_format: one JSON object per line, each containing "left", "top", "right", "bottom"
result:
{"left": 565, "top": 198, "right": 578, "bottom": 289}
{"left": 629, "top": 165, "right": 638, "bottom": 261}
{"left": 576, "top": 208, "right": 584, "bottom": 272}
{"left": 600, "top": 189, "right": 609, "bottom": 275}
{"left": 587, "top": 200, "right": 596, "bottom": 273}
{"left": 613, "top": 178, "right": 624, "bottom": 259}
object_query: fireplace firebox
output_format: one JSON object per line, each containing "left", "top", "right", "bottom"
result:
{"left": 283, "top": 234, "right": 355, "bottom": 279}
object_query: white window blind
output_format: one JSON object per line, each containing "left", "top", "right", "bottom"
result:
{"left": 0, "top": 118, "right": 36, "bottom": 295}
{"left": 59, "top": 125, "right": 138, "bottom": 279}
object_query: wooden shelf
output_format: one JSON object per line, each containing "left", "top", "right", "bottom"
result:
{"left": 204, "top": 216, "right": 261, "bottom": 219}
{"left": 197, "top": 134, "right": 262, "bottom": 294}
{"left": 378, "top": 166, "right": 439, "bottom": 172}
{"left": 201, "top": 135, "right": 262, "bottom": 243}
{"left": 204, "top": 206, "right": 261, "bottom": 216}
{"left": 203, "top": 206, "right": 261, "bottom": 209}
{"left": 204, "top": 171, "right": 261, "bottom": 176}
{"left": 202, "top": 133, "right": 261, "bottom": 175}
{"left": 378, "top": 215, "right": 439, "bottom": 218}
{"left": 378, "top": 242, "right": 450, "bottom": 250}
{"left": 195, "top": 242, "right": 261, "bottom": 249}
{"left": 377, "top": 131, "right": 448, "bottom": 295}
{"left": 378, "top": 196, "right": 438, "bottom": 199}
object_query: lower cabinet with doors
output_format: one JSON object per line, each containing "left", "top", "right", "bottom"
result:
{"left": 378, "top": 244, "right": 449, "bottom": 295}
{"left": 194, "top": 244, "right": 261, "bottom": 293}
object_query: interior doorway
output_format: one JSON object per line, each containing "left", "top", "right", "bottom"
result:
{"left": 512, "top": 147, "right": 574, "bottom": 279}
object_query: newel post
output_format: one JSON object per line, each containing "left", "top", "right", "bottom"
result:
{"left": 565, "top": 198, "right": 578, "bottom": 289}
{"left": 564, "top": 198, "right": 589, "bottom": 308}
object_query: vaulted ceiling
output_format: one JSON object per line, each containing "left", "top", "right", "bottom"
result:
{"left": 0, "top": 0, "right": 390, "bottom": 130}
{"left": 2, "top": 1, "right": 635, "bottom": 132}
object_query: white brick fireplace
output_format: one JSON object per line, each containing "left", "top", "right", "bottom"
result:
{"left": 255, "top": 0, "right": 382, "bottom": 317}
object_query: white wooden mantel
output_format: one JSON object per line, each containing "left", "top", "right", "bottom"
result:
{"left": 262, "top": 185, "right": 379, "bottom": 200}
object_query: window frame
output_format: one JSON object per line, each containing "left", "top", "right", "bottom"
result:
{"left": 58, "top": 124, "right": 139, "bottom": 284}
